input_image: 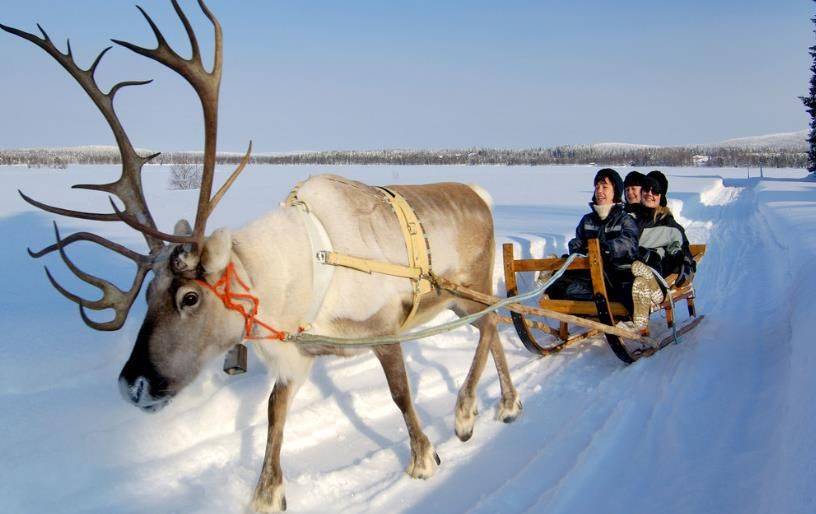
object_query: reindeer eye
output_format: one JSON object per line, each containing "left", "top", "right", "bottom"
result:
{"left": 181, "top": 291, "right": 199, "bottom": 307}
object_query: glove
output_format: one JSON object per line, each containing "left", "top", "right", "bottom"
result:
{"left": 568, "top": 238, "right": 585, "bottom": 255}
{"left": 674, "top": 262, "right": 693, "bottom": 288}
{"left": 636, "top": 246, "right": 660, "bottom": 268}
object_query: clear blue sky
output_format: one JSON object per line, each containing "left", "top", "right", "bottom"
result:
{"left": 0, "top": 0, "right": 811, "bottom": 152}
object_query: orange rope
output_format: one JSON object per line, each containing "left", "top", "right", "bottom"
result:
{"left": 197, "top": 262, "right": 293, "bottom": 341}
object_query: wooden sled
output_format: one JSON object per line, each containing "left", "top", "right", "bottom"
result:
{"left": 502, "top": 238, "right": 706, "bottom": 363}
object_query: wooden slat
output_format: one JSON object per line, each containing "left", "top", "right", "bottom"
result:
{"left": 558, "top": 321, "right": 569, "bottom": 341}
{"left": 506, "top": 245, "right": 705, "bottom": 274}
{"left": 502, "top": 244, "right": 519, "bottom": 295}
{"left": 587, "top": 239, "right": 609, "bottom": 299}
{"left": 566, "top": 329, "right": 601, "bottom": 344}
{"left": 540, "top": 298, "right": 629, "bottom": 316}
{"left": 496, "top": 314, "right": 556, "bottom": 334}
{"left": 509, "top": 257, "right": 590, "bottom": 273}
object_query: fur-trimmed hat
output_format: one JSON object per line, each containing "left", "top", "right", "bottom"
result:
{"left": 646, "top": 170, "right": 668, "bottom": 206}
{"left": 593, "top": 168, "right": 623, "bottom": 203}
{"left": 624, "top": 170, "right": 646, "bottom": 188}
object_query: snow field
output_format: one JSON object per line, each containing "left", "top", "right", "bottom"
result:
{"left": 0, "top": 165, "right": 812, "bottom": 513}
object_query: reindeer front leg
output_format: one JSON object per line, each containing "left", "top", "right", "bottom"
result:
{"left": 251, "top": 380, "right": 292, "bottom": 512}
{"left": 373, "top": 345, "right": 440, "bottom": 479}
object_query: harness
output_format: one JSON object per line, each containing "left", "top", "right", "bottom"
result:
{"left": 317, "top": 186, "right": 433, "bottom": 331}
{"left": 285, "top": 191, "right": 336, "bottom": 330}
{"left": 206, "top": 181, "right": 434, "bottom": 340}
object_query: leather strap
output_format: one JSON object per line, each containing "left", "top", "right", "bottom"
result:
{"left": 286, "top": 181, "right": 433, "bottom": 332}
{"left": 285, "top": 182, "right": 335, "bottom": 329}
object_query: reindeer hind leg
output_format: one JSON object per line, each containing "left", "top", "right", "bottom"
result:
{"left": 453, "top": 299, "right": 522, "bottom": 442}
{"left": 487, "top": 312, "right": 523, "bottom": 423}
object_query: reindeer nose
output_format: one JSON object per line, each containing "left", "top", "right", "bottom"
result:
{"left": 119, "top": 375, "right": 150, "bottom": 404}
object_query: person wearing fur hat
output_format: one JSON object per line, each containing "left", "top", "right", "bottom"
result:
{"left": 623, "top": 170, "right": 646, "bottom": 215}
{"left": 548, "top": 168, "right": 639, "bottom": 303}
{"left": 646, "top": 170, "right": 669, "bottom": 207}
{"left": 626, "top": 170, "right": 696, "bottom": 332}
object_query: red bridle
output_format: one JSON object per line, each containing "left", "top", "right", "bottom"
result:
{"left": 197, "top": 262, "right": 300, "bottom": 341}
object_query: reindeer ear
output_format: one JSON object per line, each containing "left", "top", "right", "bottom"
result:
{"left": 174, "top": 219, "right": 193, "bottom": 236}
{"left": 200, "top": 228, "right": 232, "bottom": 274}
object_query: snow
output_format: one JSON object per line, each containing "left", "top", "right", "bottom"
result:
{"left": 0, "top": 164, "right": 813, "bottom": 513}
{"left": 715, "top": 130, "right": 808, "bottom": 151}
{"left": 2, "top": 145, "right": 155, "bottom": 154}
{"left": 583, "top": 142, "right": 660, "bottom": 151}
{"left": 579, "top": 130, "right": 807, "bottom": 152}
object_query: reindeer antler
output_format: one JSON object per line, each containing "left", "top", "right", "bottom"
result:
{"left": 2, "top": 1, "right": 250, "bottom": 330}
{"left": 113, "top": 0, "right": 231, "bottom": 248}
{"left": 39, "top": 223, "right": 154, "bottom": 331}
{"left": 0, "top": 21, "right": 163, "bottom": 252}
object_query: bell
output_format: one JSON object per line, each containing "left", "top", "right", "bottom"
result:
{"left": 223, "top": 343, "right": 248, "bottom": 375}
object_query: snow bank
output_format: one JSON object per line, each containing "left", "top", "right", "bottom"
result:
{"left": 0, "top": 165, "right": 812, "bottom": 513}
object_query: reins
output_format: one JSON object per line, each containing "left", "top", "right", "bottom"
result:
{"left": 196, "top": 262, "right": 296, "bottom": 341}
{"left": 200, "top": 252, "right": 648, "bottom": 349}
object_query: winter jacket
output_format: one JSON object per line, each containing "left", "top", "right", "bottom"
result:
{"left": 636, "top": 207, "right": 696, "bottom": 278}
{"left": 567, "top": 203, "right": 639, "bottom": 279}
{"left": 624, "top": 202, "right": 644, "bottom": 217}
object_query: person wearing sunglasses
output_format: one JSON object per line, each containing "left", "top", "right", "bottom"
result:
{"left": 626, "top": 170, "right": 696, "bottom": 332}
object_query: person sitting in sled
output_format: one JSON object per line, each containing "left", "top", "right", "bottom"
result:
{"left": 623, "top": 170, "right": 646, "bottom": 216}
{"left": 547, "top": 168, "right": 639, "bottom": 304}
{"left": 627, "top": 170, "right": 696, "bottom": 333}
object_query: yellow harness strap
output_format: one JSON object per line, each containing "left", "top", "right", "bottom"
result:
{"left": 320, "top": 251, "right": 422, "bottom": 280}
{"left": 320, "top": 187, "right": 433, "bottom": 331}
{"left": 286, "top": 180, "right": 433, "bottom": 331}
{"left": 378, "top": 187, "right": 432, "bottom": 329}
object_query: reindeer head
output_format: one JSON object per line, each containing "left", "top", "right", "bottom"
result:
{"left": 2, "top": 1, "right": 253, "bottom": 412}
{"left": 120, "top": 225, "right": 252, "bottom": 412}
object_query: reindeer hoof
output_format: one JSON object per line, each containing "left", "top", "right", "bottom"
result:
{"left": 455, "top": 399, "right": 479, "bottom": 442}
{"left": 497, "top": 397, "right": 523, "bottom": 424}
{"left": 251, "top": 483, "right": 286, "bottom": 512}
{"left": 406, "top": 442, "right": 439, "bottom": 479}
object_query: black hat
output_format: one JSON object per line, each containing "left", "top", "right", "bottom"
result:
{"left": 646, "top": 170, "right": 668, "bottom": 206}
{"left": 593, "top": 168, "right": 623, "bottom": 203}
{"left": 624, "top": 171, "right": 646, "bottom": 188}
{"left": 641, "top": 175, "right": 661, "bottom": 193}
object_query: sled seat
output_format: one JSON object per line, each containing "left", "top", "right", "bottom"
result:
{"left": 536, "top": 243, "right": 706, "bottom": 325}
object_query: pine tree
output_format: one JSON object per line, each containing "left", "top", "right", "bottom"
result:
{"left": 801, "top": 3, "right": 816, "bottom": 174}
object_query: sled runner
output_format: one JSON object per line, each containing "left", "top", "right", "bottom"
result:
{"left": 502, "top": 239, "right": 706, "bottom": 363}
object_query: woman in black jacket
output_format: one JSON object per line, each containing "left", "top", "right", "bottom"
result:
{"left": 548, "top": 168, "right": 639, "bottom": 304}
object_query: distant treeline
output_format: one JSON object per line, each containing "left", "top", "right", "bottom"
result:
{"left": 0, "top": 145, "right": 807, "bottom": 169}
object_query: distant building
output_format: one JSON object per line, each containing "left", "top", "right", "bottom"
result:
{"left": 692, "top": 155, "right": 710, "bottom": 166}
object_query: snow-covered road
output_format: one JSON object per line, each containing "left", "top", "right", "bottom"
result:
{"left": 0, "top": 165, "right": 812, "bottom": 513}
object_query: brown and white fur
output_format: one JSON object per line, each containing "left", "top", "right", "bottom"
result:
{"left": 118, "top": 174, "right": 522, "bottom": 512}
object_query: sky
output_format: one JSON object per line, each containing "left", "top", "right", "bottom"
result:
{"left": 0, "top": 0, "right": 811, "bottom": 152}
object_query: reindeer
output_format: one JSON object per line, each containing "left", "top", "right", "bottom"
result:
{"left": 2, "top": 2, "right": 522, "bottom": 511}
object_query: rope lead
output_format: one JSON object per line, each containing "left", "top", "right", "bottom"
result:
{"left": 288, "top": 253, "right": 583, "bottom": 348}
